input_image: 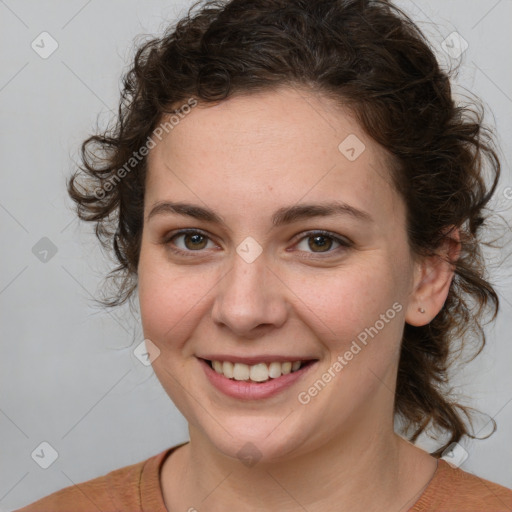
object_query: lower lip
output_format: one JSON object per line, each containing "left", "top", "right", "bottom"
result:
{"left": 199, "top": 358, "right": 317, "bottom": 400}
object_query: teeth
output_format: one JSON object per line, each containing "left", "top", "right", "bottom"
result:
{"left": 268, "top": 361, "right": 282, "bottom": 379}
{"left": 210, "top": 359, "right": 304, "bottom": 382}
{"left": 249, "top": 363, "right": 269, "bottom": 382}
{"left": 281, "top": 362, "right": 292, "bottom": 375}
{"left": 233, "top": 363, "right": 250, "bottom": 381}
{"left": 222, "top": 361, "right": 234, "bottom": 378}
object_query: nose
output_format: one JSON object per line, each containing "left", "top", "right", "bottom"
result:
{"left": 210, "top": 251, "right": 288, "bottom": 338}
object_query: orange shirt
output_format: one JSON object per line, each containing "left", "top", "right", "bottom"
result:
{"left": 15, "top": 442, "right": 512, "bottom": 511}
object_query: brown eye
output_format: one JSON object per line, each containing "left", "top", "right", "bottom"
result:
{"left": 295, "top": 231, "right": 351, "bottom": 256}
{"left": 182, "top": 232, "right": 208, "bottom": 250}
{"left": 308, "top": 234, "right": 334, "bottom": 252}
{"left": 164, "top": 229, "right": 216, "bottom": 254}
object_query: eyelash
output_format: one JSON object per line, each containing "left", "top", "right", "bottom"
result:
{"left": 161, "top": 228, "right": 352, "bottom": 259}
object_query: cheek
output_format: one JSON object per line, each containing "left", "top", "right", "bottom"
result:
{"left": 137, "top": 252, "right": 213, "bottom": 351}
{"left": 290, "top": 258, "right": 407, "bottom": 390}
{"left": 291, "top": 261, "right": 400, "bottom": 338}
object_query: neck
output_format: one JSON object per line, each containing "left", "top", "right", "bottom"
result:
{"left": 163, "top": 421, "right": 436, "bottom": 512}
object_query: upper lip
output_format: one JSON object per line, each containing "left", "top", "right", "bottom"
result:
{"left": 198, "top": 355, "right": 318, "bottom": 365}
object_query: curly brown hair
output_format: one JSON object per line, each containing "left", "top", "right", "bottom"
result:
{"left": 68, "top": 0, "right": 502, "bottom": 456}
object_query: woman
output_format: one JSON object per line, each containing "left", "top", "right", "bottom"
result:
{"left": 17, "top": 0, "right": 512, "bottom": 510}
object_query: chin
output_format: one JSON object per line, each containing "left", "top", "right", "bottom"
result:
{"left": 192, "top": 412, "right": 317, "bottom": 466}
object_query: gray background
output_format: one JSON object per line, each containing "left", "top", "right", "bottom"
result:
{"left": 1, "top": 1, "right": 511, "bottom": 510}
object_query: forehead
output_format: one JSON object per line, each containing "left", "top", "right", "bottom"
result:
{"left": 145, "top": 87, "right": 403, "bottom": 226}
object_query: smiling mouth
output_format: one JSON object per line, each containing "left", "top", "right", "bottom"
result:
{"left": 202, "top": 358, "right": 316, "bottom": 384}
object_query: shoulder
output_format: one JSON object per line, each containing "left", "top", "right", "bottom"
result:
{"left": 412, "top": 459, "right": 512, "bottom": 511}
{"left": 13, "top": 446, "right": 176, "bottom": 512}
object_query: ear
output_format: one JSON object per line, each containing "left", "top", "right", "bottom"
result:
{"left": 405, "top": 227, "right": 461, "bottom": 327}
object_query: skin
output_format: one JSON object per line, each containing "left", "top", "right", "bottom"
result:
{"left": 137, "top": 86, "right": 459, "bottom": 511}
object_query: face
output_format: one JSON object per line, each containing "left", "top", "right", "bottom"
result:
{"left": 138, "top": 87, "right": 420, "bottom": 463}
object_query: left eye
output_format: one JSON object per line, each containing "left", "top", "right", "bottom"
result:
{"left": 295, "top": 231, "right": 349, "bottom": 254}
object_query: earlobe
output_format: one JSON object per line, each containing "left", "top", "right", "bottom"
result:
{"left": 405, "top": 227, "right": 461, "bottom": 327}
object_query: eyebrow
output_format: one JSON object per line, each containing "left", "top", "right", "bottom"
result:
{"left": 147, "top": 200, "right": 373, "bottom": 226}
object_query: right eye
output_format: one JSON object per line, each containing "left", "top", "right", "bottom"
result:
{"left": 163, "top": 229, "right": 218, "bottom": 256}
